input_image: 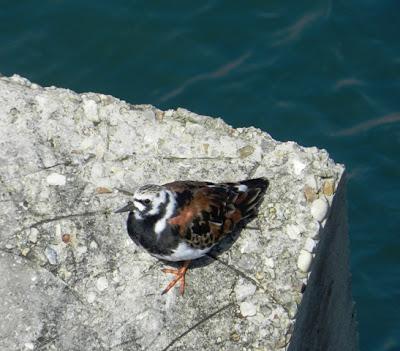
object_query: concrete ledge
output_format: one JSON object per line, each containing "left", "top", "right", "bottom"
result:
{"left": 0, "top": 74, "right": 357, "bottom": 350}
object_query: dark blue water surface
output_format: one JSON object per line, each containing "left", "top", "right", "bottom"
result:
{"left": 1, "top": 1, "right": 399, "bottom": 349}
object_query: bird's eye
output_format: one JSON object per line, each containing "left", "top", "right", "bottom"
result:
{"left": 144, "top": 199, "right": 151, "bottom": 204}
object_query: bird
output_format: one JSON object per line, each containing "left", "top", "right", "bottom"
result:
{"left": 115, "top": 177, "right": 269, "bottom": 295}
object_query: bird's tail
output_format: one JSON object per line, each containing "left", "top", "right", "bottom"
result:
{"left": 235, "top": 177, "right": 269, "bottom": 219}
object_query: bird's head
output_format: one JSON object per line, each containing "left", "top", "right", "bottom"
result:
{"left": 115, "top": 184, "right": 174, "bottom": 219}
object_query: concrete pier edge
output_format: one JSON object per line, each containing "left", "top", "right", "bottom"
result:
{"left": 0, "top": 74, "right": 358, "bottom": 350}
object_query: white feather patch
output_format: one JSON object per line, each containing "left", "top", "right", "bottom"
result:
{"left": 148, "top": 191, "right": 166, "bottom": 215}
{"left": 236, "top": 184, "right": 248, "bottom": 192}
{"left": 153, "top": 242, "right": 212, "bottom": 262}
{"left": 133, "top": 200, "right": 144, "bottom": 219}
{"left": 154, "top": 190, "right": 176, "bottom": 237}
{"left": 154, "top": 219, "right": 167, "bottom": 234}
{"left": 134, "top": 201, "right": 145, "bottom": 211}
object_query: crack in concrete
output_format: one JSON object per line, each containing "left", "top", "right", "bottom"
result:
{"left": 0, "top": 249, "right": 87, "bottom": 307}
{"left": 160, "top": 302, "right": 235, "bottom": 351}
{"left": 1, "top": 162, "right": 68, "bottom": 183}
{"left": 37, "top": 336, "right": 58, "bottom": 350}
{"left": 28, "top": 210, "right": 107, "bottom": 228}
{"left": 70, "top": 183, "right": 88, "bottom": 206}
{"left": 208, "top": 253, "right": 262, "bottom": 290}
{"left": 12, "top": 209, "right": 108, "bottom": 239}
{"left": 208, "top": 253, "right": 291, "bottom": 316}
{"left": 111, "top": 336, "right": 142, "bottom": 350}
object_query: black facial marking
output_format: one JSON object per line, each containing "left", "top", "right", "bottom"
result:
{"left": 136, "top": 199, "right": 151, "bottom": 206}
{"left": 137, "top": 191, "right": 170, "bottom": 221}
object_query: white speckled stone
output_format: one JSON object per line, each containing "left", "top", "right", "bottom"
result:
{"left": 83, "top": 99, "right": 99, "bottom": 122}
{"left": 24, "top": 342, "right": 34, "bottom": 350}
{"left": 310, "top": 197, "right": 329, "bottom": 222}
{"left": 264, "top": 257, "right": 275, "bottom": 268}
{"left": 297, "top": 249, "right": 313, "bottom": 272}
{"left": 46, "top": 173, "right": 66, "bottom": 186}
{"left": 45, "top": 247, "right": 58, "bottom": 265}
{"left": 240, "top": 301, "right": 257, "bottom": 317}
{"left": 21, "top": 248, "right": 30, "bottom": 256}
{"left": 286, "top": 224, "right": 302, "bottom": 240}
{"left": 29, "top": 228, "right": 39, "bottom": 243}
{"left": 76, "top": 246, "right": 88, "bottom": 257}
{"left": 304, "top": 238, "right": 317, "bottom": 253}
{"left": 292, "top": 158, "right": 306, "bottom": 175}
{"left": 305, "top": 175, "right": 318, "bottom": 189}
{"left": 96, "top": 277, "right": 109, "bottom": 291}
{"left": 87, "top": 291, "right": 97, "bottom": 303}
{"left": 235, "top": 279, "right": 257, "bottom": 302}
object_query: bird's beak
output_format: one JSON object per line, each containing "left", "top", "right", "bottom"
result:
{"left": 114, "top": 201, "right": 135, "bottom": 213}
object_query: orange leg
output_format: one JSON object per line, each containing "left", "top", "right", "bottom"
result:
{"left": 161, "top": 260, "right": 191, "bottom": 295}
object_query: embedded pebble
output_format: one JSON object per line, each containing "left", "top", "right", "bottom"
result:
{"left": 76, "top": 246, "right": 88, "bottom": 256}
{"left": 46, "top": 173, "right": 66, "bottom": 186}
{"left": 45, "top": 247, "right": 58, "bottom": 265}
{"left": 235, "top": 279, "right": 257, "bottom": 301}
{"left": 305, "top": 175, "right": 318, "bottom": 189}
{"left": 230, "top": 332, "right": 240, "bottom": 342}
{"left": 83, "top": 99, "right": 99, "bottom": 122}
{"left": 87, "top": 291, "right": 97, "bottom": 303}
{"left": 96, "top": 277, "right": 109, "bottom": 291}
{"left": 90, "top": 241, "right": 99, "bottom": 250}
{"left": 240, "top": 235, "right": 258, "bottom": 254}
{"left": 255, "top": 271, "right": 265, "bottom": 281}
{"left": 286, "top": 224, "right": 301, "bottom": 240}
{"left": 164, "top": 109, "right": 174, "bottom": 117}
{"left": 264, "top": 257, "right": 274, "bottom": 268}
{"left": 11, "top": 74, "right": 30, "bottom": 86}
{"left": 21, "top": 248, "right": 30, "bottom": 256}
{"left": 303, "top": 238, "right": 317, "bottom": 253}
{"left": 239, "top": 145, "right": 254, "bottom": 159}
{"left": 297, "top": 249, "right": 313, "bottom": 272}
{"left": 62, "top": 233, "right": 71, "bottom": 244}
{"left": 24, "top": 342, "right": 34, "bottom": 350}
{"left": 304, "top": 185, "right": 317, "bottom": 202}
{"left": 310, "top": 221, "right": 322, "bottom": 239}
{"left": 96, "top": 186, "right": 112, "bottom": 194}
{"left": 59, "top": 268, "right": 72, "bottom": 280}
{"left": 29, "top": 228, "right": 38, "bottom": 243}
{"left": 310, "top": 197, "right": 329, "bottom": 222}
{"left": 240, "top": 301, "right": 257, "bottom": 317}
{"left": 55, "top": 224, "right": 62, "bottom": 237}
{"left": 323, "top": 179, "right": 335, "bottom": 196}
{"left": 292, "top": 158, "right": 306, "bottom": 175}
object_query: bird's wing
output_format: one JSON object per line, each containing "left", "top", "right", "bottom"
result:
{"left": 164, "top": 179, "right": 268, "bottom": 248}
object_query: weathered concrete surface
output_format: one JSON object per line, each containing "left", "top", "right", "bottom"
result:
{"left": 0, "top": 74, "right": 358, "bottom": 351}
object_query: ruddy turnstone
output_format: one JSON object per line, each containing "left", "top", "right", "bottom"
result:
{"left": 115, "top": 178, "right": 269, "bottom": 295}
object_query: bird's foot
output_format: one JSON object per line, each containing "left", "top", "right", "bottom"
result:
{"left": 161, "top": 260, "right": 191, "bottom": 295}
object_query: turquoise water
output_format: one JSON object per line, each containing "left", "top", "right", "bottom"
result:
{"left": 1, "top": 1, "right": 399, "bottom": 349}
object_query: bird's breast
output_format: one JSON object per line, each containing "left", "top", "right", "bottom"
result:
{"left": 127, "top": 213, "right": 180, "bottom": 257}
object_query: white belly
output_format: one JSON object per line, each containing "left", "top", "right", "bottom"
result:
{"left": 152, "top": 242, "right": 213, "bottom": 262}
